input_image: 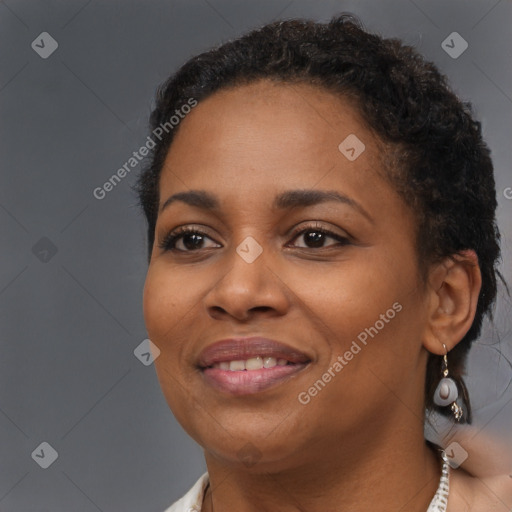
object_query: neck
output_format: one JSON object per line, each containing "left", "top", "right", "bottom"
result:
{"left": 202, "top": 421, "right": 442, "bottom": 512}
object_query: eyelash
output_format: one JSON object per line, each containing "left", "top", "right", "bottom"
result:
{"left": 158, "top": 223, "right": 350, "bottom": 253}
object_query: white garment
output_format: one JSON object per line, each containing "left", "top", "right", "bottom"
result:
{"left": 163, "top": 473, "right": 209, "bottom": 512}
{"left": 162, "top": 467, "right": 449, "bottom": 512}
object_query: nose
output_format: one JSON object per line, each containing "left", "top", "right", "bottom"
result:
{"left": 203, "top": 240, "right": 290, "bottom": 322}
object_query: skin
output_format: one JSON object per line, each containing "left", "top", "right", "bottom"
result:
{"left": 142, "top": 80, "right": 507, "bottom": 511}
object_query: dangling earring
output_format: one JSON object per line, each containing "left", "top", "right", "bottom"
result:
{"left": 433, "top": 344, "right": 463, "bottom": 421}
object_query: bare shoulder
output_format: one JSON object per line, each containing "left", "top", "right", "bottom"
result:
{"left": 448, "top": 468, "right": 512, "bottom": 511}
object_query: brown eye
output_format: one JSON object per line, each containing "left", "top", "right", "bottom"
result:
{"left": 289, "top": 226, "right": 350, "bottom": 249}
{"left": 159, "top": 227, "right": 221, "bottom": 252}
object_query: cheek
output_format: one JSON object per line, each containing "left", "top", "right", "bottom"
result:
{"left": 142, "top": 263, "right": 195, "bottom": 340}
{"left": 287, "top": 250, "right": 423, "bottom": 385}
{"left": 287, "top": 252, "right": 412, "bottom": 335}
{"left": 142, "top": 266, "right": 198, "bottom": 416}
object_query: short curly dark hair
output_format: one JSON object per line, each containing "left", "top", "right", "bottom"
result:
{"left": 134, "top": 13, "right": 504, "bottom": 425}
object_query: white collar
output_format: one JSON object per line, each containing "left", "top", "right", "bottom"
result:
{"left": 163, "top": 472, "right": 209, "bottom": 512}
{"left": 163, "top": 456, "right": 449, "bottom": 512}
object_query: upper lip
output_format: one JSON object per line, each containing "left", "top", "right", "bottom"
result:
{"left": 197, "top": 337, "right": 311, "bottom": 368}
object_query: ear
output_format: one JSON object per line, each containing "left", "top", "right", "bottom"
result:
{"left": 422, "top": 250, "right": 482, "bottom": 355}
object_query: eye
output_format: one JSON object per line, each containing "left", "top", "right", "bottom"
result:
{"left": 288, "top": 223, "right": 350, "bottom": 249}
{"left": 158, "top": 222, "right": 350, "bottom": 253}
{"left": 158, "top": 226, "right": 221, "bottom": 252}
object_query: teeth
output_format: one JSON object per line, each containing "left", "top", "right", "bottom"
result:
{"left": 245, "top": 357, "right": 263, "bottom": 370}
{"left": 263, "top": 357, "right": 277, "bottom": 368}
{"left": 229, "top": 360, "right": 245, "bottom": 371}
{"left": 211, "top": 356, "right": 290, "bottom": 371}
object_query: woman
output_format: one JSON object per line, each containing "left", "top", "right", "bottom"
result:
{"left": 135, "top": 14, "right": 511, "bottom": 511}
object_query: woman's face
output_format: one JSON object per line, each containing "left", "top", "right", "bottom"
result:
{"left": 143, "top": 80, "right": 432, "bottom": 470}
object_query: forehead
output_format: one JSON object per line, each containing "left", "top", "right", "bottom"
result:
{"left": 170, "top": 80, "right": 369, "bottom": 151}
{"left": 158, "top": 80, "right": 385, "bottom": 200}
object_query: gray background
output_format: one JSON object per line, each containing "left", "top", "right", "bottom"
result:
{"left": 1, "top": 0, "right": 511, "bottom": 510}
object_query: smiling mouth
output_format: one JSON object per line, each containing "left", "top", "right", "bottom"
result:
{"left": 201, "top": 361, "right": 310, "bottom": 395}
{"left": 208, "top": 356, "right": 292, "bottom": 371}
{"left": 198, "top": 337, "right": 311, "bottom": 395}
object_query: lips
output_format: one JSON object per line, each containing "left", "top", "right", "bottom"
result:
{"left": 197, "top": 337, "right": 311, "bottom": 368}
{"left": 197, "top": 337, "right": 311, "bottom": 395}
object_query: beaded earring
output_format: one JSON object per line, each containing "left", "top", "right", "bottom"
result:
{"left": 433, "top": 344, "right": 463, "bottom": 421}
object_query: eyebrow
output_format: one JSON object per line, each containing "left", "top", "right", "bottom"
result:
{"left": 159, "top": 189, "right": 373, "bottom": 222}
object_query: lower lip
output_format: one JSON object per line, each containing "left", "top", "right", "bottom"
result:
{"left": 201, "top": 363, "right": 309, "bottom": 395}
